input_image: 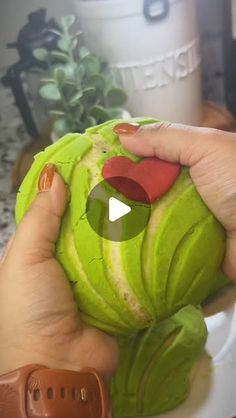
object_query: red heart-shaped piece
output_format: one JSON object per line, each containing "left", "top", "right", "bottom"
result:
{"left": 102, "top": 156, "right": 181, "bottom": 203}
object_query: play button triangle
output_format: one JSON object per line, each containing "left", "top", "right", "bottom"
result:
{"left": 87, "top": 178, "right": 150, "bottom": 241}
{"left": 109, "top": 197, "right": 131, "bottom": 222}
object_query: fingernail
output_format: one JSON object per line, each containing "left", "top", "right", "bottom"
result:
{"left": 113, "top": 123, "right": 140, "bottom": 135}
{"left": 38, "top": 163, "right": 56, "bottom": 192}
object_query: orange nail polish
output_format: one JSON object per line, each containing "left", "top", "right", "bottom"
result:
{"left": 113, "top": 123, "right": 140, "bottom": 135}
{"left": 38, "top": 164, "right": 56, "bottom": 192}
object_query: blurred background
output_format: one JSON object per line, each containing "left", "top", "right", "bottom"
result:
{"left": 0, "top": 0, "right": 236, "bottom": 253}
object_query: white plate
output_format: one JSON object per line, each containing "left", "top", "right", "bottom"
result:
{"left": 137, "top": 286, "right": 236, "bottom": 418}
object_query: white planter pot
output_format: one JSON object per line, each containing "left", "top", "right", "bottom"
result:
{"left": 74, "top": 0, "right": 203, "bottom": 125}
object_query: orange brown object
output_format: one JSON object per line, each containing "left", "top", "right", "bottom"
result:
{"left": 0, "top": 365, "right": 110, "bottom": 418}
{"left": 38, "top": 164, "right": 56, "bottom": 192}
{"left": 113, "top": 123, "right": 140, "bottom": 135}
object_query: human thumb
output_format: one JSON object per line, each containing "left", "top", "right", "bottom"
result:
{"left": 13, "top": 164, "right": 68, "bottom": 264}
{"left": 113, "top": 122, "right": 222, "bottom": 166}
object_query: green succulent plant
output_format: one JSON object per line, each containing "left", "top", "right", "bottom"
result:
{"left": 111, "top": 305, "right": 207, "bottom": 418}
{"left": 33, "top": 14, "right": 128, "bottom": 137}
{"left": 16, "top": 118, "right": 227, "bottom": 335}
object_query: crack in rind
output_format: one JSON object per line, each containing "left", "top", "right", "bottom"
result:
{"left": 88, "top": 257, "right": 103, "bottom": 264}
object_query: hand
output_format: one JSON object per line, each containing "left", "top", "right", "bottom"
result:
{"left": 114, "top": 122, "right": 236, "bottom": 281}
{"left": 0, "top": 164, "right": 118, "bottom": 378}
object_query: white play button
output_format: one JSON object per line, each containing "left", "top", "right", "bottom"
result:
{"left": 87, "top": 179, "right": 150, "bottom": 241}
{"left": 109, "top": 197, "right": 131, "bottom": 222}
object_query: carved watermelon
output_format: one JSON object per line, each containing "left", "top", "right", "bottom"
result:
{"left": 16, "top": 118, "right": 226, "bottom": 334}
{"left": 111, "top": 305, "right": 207, "bottom": 417}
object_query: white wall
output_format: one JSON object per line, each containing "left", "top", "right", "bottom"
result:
{"left": 0, "top": 0, "right": 74, "bottom": 69}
